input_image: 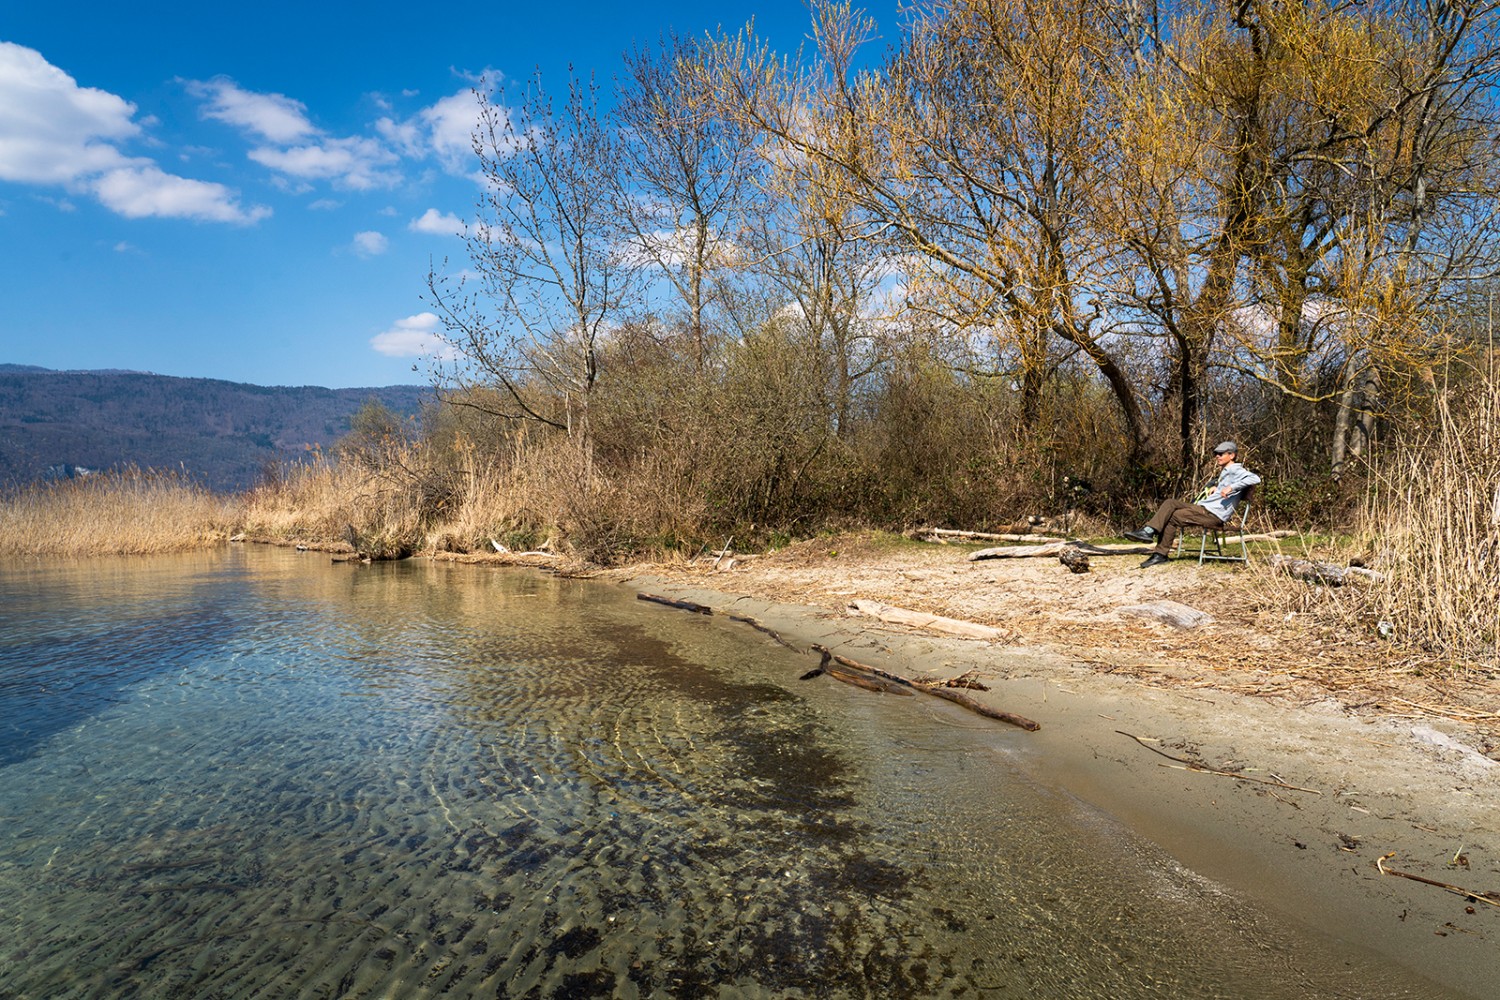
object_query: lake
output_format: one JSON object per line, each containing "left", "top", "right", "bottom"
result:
{"left": 0, "top": 548, "right": 1462, "bottom": 998}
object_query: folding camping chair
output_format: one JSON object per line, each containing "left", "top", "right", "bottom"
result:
{"left": 1176, "top": 485, "right": 1256, "bottom": 565}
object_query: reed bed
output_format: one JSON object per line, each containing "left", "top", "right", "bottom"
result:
{"left": 237, "top": 456, "right": 368, "bottom": 546}
{"left": 0, "top": 469, "right": 236, "bottom": 558}
{"left": 1360, "top": 363, "right": 1500, "bottom": 669}
{"left": 1255, "top": 358, "right": 1500, "bottom": 672}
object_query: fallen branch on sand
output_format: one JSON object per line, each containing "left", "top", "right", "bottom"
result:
{"left": 1377, "top": 854, "right": 1500, "bottom": 907}
{"left": 1117, "top": 731, "right": 1321, "bottom": 794}
{"left": 970, "top": 540, "right": 1148, "bottom": 560}
{"left": 848, "top": 599, "right": 1008, "bottom": 641}
{"left": 913, "top": 527, "right": 1066, "bottom": 542}
{"left": 970, "top": 531, "right": 1297, "bottom": 561}
{"left": 809, "top": 646, "right": 1040, "bottom": 731}
{"left": 726, "top": 614, "right": 803, "bottom": 653}
{"left": 637, "top": 592, "right": 713, "bottom": 615}
{"left": 1268, "top": 554, "right": 1384, "bottom": 586}
{"left": 1117, "top": 600, "right": 1215, "bottom": 630}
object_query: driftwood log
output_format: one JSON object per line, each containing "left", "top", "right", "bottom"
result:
{"left": 1377, "top": 854, "right": 1500, "bottom": 907}
{"left": 970, "top": 540, "right": 1143, "bottom": 560}
{"left": 1267, "top": 554, "right": 1385, "bottom": 586}
{"left": 1117, "top": 600, "right": 1215, "bottom": 629}
{"left": 808, "top": 647, "right": 1040, "bottom": 731}
{"left": 971, "top": 530, "right": 1298, "bottom": 561}
{"left": 1117, "top": 731, "right": 1321, "bottom": 794}
{"left": 848, "top": 599, "right": 1007, "bottom": 641}
{"left": 726, "top": 614, "right": 803, "bottom": 652}
{"left": 914, "top": 527, "right": 1066, "bottom": 543}
{"left": 637, "top": 592, "right": 714, "bottom": 614}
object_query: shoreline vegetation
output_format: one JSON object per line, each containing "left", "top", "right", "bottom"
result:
{"left": 5, "top": 2, "right": 1500, "bottom": 987}
{"left": 7, "top": 0, "right": 1500, "bottom": 676}
{"left": 3, "top": 357, "right": 1495, "bottom": 680}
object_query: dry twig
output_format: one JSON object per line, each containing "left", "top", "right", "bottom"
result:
{"left": 1117, "top": 731, "right": 1322, "bottom": 794}
{"left": 1377, "top": 854, "right": 1500, "bottom": 907}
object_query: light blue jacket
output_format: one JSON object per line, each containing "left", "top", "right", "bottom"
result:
{"left": 1197, "top": 462, "right": 1261, "bottom": 522}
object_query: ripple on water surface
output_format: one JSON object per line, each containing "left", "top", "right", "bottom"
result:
{"left": 0, "top": 550, "right": 1460, "bottom": 998}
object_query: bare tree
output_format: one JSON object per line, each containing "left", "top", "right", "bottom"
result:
{"left": 428, "top": 72, "right": 632, "bottom": 443}
{"left": 613, "top": 33, "right": 756, "bottom": 368}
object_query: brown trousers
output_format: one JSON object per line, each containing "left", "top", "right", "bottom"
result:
{"left": 1146, "top": 500, "right": 1226, "bottom": 554}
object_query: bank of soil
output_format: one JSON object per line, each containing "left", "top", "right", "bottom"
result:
{"left": 599, "top": 533, "right": 1499, "bottom": 999}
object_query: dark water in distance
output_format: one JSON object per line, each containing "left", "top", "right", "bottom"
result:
{"left": 0, "top": 548, "right": 1461, "bottom": 998}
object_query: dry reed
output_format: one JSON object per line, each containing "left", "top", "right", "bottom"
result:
{"left": 1360, "top": 358, "right": 1500, "bottom": 668}
{"left": 0, "top": 469, "right": 235, "bottom": 558}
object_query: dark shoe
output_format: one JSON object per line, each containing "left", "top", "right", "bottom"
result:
{"left": 1139, "top": 553, "right": 1169, "bottom": 568}
{"left": 1123, "top": 528, "right": 1156, "bottom": 544}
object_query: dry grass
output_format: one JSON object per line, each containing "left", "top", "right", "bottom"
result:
{"left": 1360, "top": 363, "right": 1500, "bottom": 667}
{"left": 1247, "top": 358, "right": 1500, "bottom": 672}
{"left": 0, "top": 469, "right": 236, "bottom": 558}
{"left": 239, "top": 441, "right": 579, "bottom": 559}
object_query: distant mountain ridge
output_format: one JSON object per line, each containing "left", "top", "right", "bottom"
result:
{"left": 0, "top": 365, "right": 430, "bottom": 492}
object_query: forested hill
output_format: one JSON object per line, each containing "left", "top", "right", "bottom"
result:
{"left": 0, "top": 365, "right": 429, "bottom": 492}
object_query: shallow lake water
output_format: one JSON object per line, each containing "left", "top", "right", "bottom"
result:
{"left": 0, "top": 548, "right": 1464, "bottom": 998}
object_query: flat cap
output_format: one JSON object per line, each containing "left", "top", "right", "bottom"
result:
{"left": 1213, "top": 440, "right": 1238, "bottom": 455}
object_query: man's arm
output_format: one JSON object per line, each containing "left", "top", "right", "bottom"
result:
{"left": 1214, "top": 465, "right": 1261, "bottom": 497}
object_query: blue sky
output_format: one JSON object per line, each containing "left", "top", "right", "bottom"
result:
{"left": 2, "top": 1, "right": 899, "bottom": 389}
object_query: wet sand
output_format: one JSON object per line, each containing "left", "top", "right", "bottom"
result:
{"left": 613, "top": 544, "right": 1500, "bottom": 1000}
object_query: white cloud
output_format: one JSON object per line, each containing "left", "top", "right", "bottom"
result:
{"left": 351, "top": 230, "right": 388, "bottom": 257}
{"left": 376, "top": 82, "right": 495, "bottom": 176}
{"left": 0, "top": 42, "right": 137, "bottom": 184}
{"left": 92, "top": 165, "right": 271, "bottom": 222}
{"left": 0, "top": 43, "right": 268, "bottom": 223}
{"left": 248, "top": 135, "right": 399, "bottom": 190}
{"left": 308, "top": 197, "right": 341, "bottom": 210}
{"left": 186, "top": 76, "right": 402, "bottom": 191}
{"left": 34, "top": 193, "right": 78, "bottom": 212}
{"left": 409, "top": 207, "right": 465, "bottom": 236}
{"left": 371, "top": 312, "right": 453, "bottom": 358}
{"left": 421, "top": 90, "right": 485, "bottom": 172}
{"left": 185, "top": 77, "right": 316, "bottom": 143}
{"left": 374, "top": 115, "right": 422, "bottom": 153}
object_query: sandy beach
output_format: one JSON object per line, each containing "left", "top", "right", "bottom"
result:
{"left": 594, "top": 533, "right": 1500, "bottom": 998}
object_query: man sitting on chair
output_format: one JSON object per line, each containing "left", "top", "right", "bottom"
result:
{"left": 1125, "top": 441, "right": 1261, "bottom": 568}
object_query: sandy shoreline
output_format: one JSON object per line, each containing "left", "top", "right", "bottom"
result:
{"left": 592, "top": 536, "right": 1499, "bottom": 998}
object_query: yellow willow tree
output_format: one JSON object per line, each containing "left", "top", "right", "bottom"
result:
{"left": 700, "top": 0, "right": 1147, "bottom": 456}
{"left": 1103, "top": 0, "right": 1500, "bottom": 472}
{"left": 1328, "top": 0, "right": 1500, "bottom": 473}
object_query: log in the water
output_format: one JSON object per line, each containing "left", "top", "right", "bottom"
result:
{"left": 809, "top": 646, "right": 1039, "bottom": 731}
{"left": 820, "top": 655, "right": 914, "bottom": 695}
{"left": 637, "top": 592, "right": 714, "bottom": 614}
{"left": 823, "top": 662, "right": 908, "bottom": 693}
